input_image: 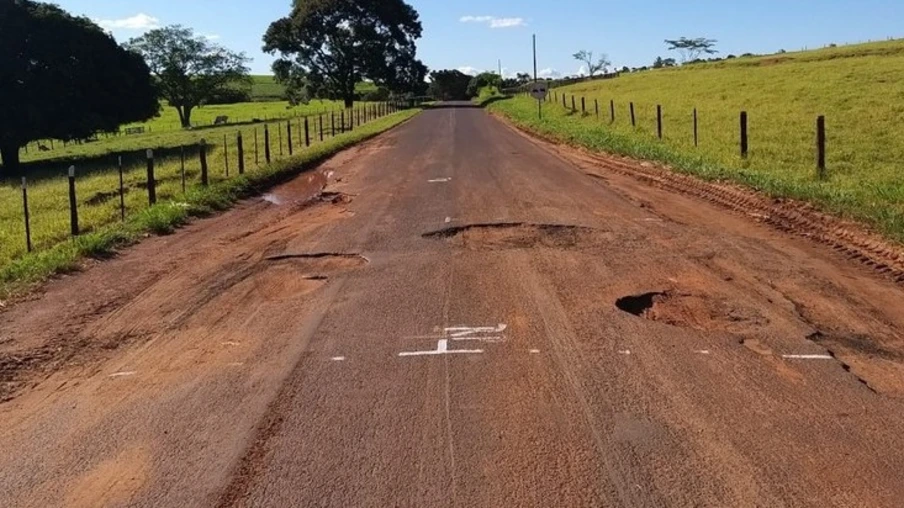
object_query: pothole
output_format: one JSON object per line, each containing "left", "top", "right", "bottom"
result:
{"left": 422, "top": 223, "right": 610, "bottom": 250}
{"left": 265, "top": 253, "right": 369, "bottom": 274}
{"left": 615, "top": 290, "right": 768, "bottom": 333}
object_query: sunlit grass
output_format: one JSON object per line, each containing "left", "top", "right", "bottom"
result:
{"left": 0, "top": 107, "right": 419, "bottom": 298}
{"left": 489, "top": 40, "right": 904, "bottom": 243}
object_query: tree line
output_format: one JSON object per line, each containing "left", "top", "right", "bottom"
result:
{"left": 0, "top": 0, "right": 428, "bottom": 173}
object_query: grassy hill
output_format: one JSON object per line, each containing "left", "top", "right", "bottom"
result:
{"left": 250, "top": 75, "right": 286, "bottom": 101}
{"left": 489, "top": 39, "right": 904, "bottom": 242}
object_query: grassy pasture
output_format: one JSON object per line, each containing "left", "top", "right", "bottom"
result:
{"left": 490, "top": 40, "right": 904, "bottom": 242}
{"left": 0, "top": 104, "right": 410, "bottom": 289}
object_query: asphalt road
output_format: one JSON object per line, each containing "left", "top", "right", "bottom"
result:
{"left": 3, "top": 102, "right": 904, "bottom": 507}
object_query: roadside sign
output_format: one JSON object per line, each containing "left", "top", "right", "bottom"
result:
{"left": 530, "top": 83, "right": 548, "bottom": 101}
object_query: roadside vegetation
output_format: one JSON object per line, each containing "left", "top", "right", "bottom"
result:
{"left": 0, "top": 108, "right": 419, "bottom": 300}
{"left": 0, "top": 0, "right": 431, "bottom": 299}
{"left": 489, "top": 40, "right": 904, "bottom": 243}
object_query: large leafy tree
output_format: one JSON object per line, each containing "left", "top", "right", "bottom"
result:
{"left": 0, "top": 0, "right": 159, "bottom": 173}
{"left": 466, "top": 72, "right": 502, "bottom": 98}
{"left": 129, "top": 26, "right": 251, "bottom": 128}
{"left": 264, "top": 0, "right": 425, "bottom": 108}
{"left": 427, "top": 70, "right": 471, "bottom": 101}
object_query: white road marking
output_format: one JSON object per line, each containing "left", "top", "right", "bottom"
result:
{"left": 428, "top": 178, "right": 452, "bottom": 183}
{"left": 695, "top": 350, "right": 711, "bottom": 355}
{"left": 529, "top": 349, "right": 541, "bottom": 354}
{"left": 331, "top": 356, "right": 347, "bottom": 362}
{"left": 399, "top": 339, "right": 483, "bottom": 357}
{"left": 782, "top": 354, "right": 834, "bottom": 360}
{"left": 108, "top": 371, "right": 137, "bottom": 378}
{"left": 618, "top": 350, "right": 632, "bottom": 355}
{"left": 222, "top": 341, "right": 241, "bottom": 347}
{"left": 449, "top": 336, "right": 506, "bottom": 343}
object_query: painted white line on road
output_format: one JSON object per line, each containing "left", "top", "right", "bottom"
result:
{"left": 445, "top": 324, "right": 507, "bottom": 336}
{"left": 449, "top": 336, "right": 506, "bottom": 343}
{"left": 695, "top": 350, "right": 711, "bottom": 355}
{"left": 529, "top": 349, "right": 541, "bottom": 354}
{"left": 222, "top": 341, "right": 241, "bottom": 347}
{"left": 331, "top": 356, "right": 347, "bottom": 362}
{"left": 108, "top": 371, "right": 137, "bottom": 378}
{"left": 428, "top": 178, "right": 452, "bottom": 183}
{"left": 782, "top": 354, "right": 834, "bottom": 360}
{"left": 618, "top": 350, "right": 632, "bottom": 356}
{"left": 399, "top": 339, "right": 483, "bottom": 357}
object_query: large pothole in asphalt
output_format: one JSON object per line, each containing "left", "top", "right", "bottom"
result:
{"left": 422, "top": 223, "right": 611, "bottom": 250}
{"left": 616, "top": 290, "right": 768, "bottom": 333}
{"left": 265, "top": 253, "right": 369, "bottom": 279}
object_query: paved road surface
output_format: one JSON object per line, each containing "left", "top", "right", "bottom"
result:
{"left": 3, "top": 103, "right": 904, "bottom": 507}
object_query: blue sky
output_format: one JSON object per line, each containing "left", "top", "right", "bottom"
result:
{"left": 58, "top": 0, "right": 903, "bottom": 77}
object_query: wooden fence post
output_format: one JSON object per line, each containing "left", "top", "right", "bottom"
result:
{"left": 119, "top": 156, "right": 126, "bottom": 220}
{"left": 319, "top": 115, "right": 324, "bottom": 141}
{"left": 237, "top": 131, "right": 245, "bottom": 175}
{"left": 657, "top": 105, "right": 663, "bottom": 140}
{"left": 562, "top": 93, "right": 566, "bottom": 108}
{"left": 595, "top": 99, "right": 599, "bottom": 118}
{"left": 331, "top": 112, "right": 336, "bottom": 136}
{"left": 264, "top": 124, "right": 271, "bottom": 163}
{"left": 146, "top": 149, "right": 156, "bottom": 205}
{"left": 68, "top": 166, "right": 79, "bottom": 236}
{"left": 22, "top": 177, "right": 32, "bottom": 252}
{"left": 200, "top": 140, "right": 209, "bottom": 186}
{"left": 278, "top": 123, "right": 283, "bottom": 156}
{"left": 581, "top": 97, "right": 586, "bottom": 113}
{"left": 740, "top": 111, "right": 749, "bottom": 158}
{"left": 817, "top": 115, "right": 826, "bottom": 178}
{"left": 180, "top": 146, "right": 186, "bottom": 192}
{"left": 304, "top": 117, "right": 310, "bottom": 147}
{"left": 341, "top": 110, "right": 346, "bottom": 133}
{"left": 571, "top": 96, "right": 576, "bottom": 112}
{"left": 630, "top": 102, "right": 636, "bottom": 127}
{"left": 254, "top": 128, "right": 259, "bottom": 165}
{"left": 287, "top": 120, "right": 293, "bottom": 155}
{"left": 693, "top": 108, "right": 699, "bottom": 147}
{"left": 610, "top": 100, "right": 615, "bottom": 123}
{"left": 223, "top": 134, "right": 229, "bottom": 176}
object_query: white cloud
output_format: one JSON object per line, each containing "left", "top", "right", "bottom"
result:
{"left": 96, "top": 13, "right": 160, "bottom": 31}
{"left": 538, "top": 68, "right": 562, "bottom": 79}
{"left": 460, "top": 15, "right": 526, "bottom": 29}
{"left": 490, "top": 18, "right": 526, "bottom": 28}
{"left": 577, "top": 65, "right": 588, "bottom": 77}
{"left": 203, "top": 34, "right": 221, "bottom": 41}
{"left": 457, "top": 66, "right": 482, "bottom": 76}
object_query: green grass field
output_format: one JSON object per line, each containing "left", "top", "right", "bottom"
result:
{"left": 490, "top": 40, "right": 904, "bottom": 242}
{"left": 0, "top": 104, "right": 414, "bottom": 295}
{"left": 16, "top": 100, "right": 377, "bottom": 164}
{"left": 250, "top": 75, "right": 286, "bottom": 101}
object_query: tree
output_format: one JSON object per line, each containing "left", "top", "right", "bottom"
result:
{"left": 664, "top": 37, "right": 719, "bottom": 63}
{"left": 427, "top": 70, "right": 471, "bottom": 100}
{"left": 0, "top": 0, "right": 158, "bottom": 172}
{"left": 129, "top": 26, "right": 251, "bottom": 128}
{"left": 466, "top": 72, "right": 502, "bottom": 97}
{"left": 264, "top": 0, "right": 425, "bottom": 108}
{"left": 572, "top": 50, "right": 611, "bottom": 77}
{"left": 653, "top": 56, "right": 677, "bottom": 69}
